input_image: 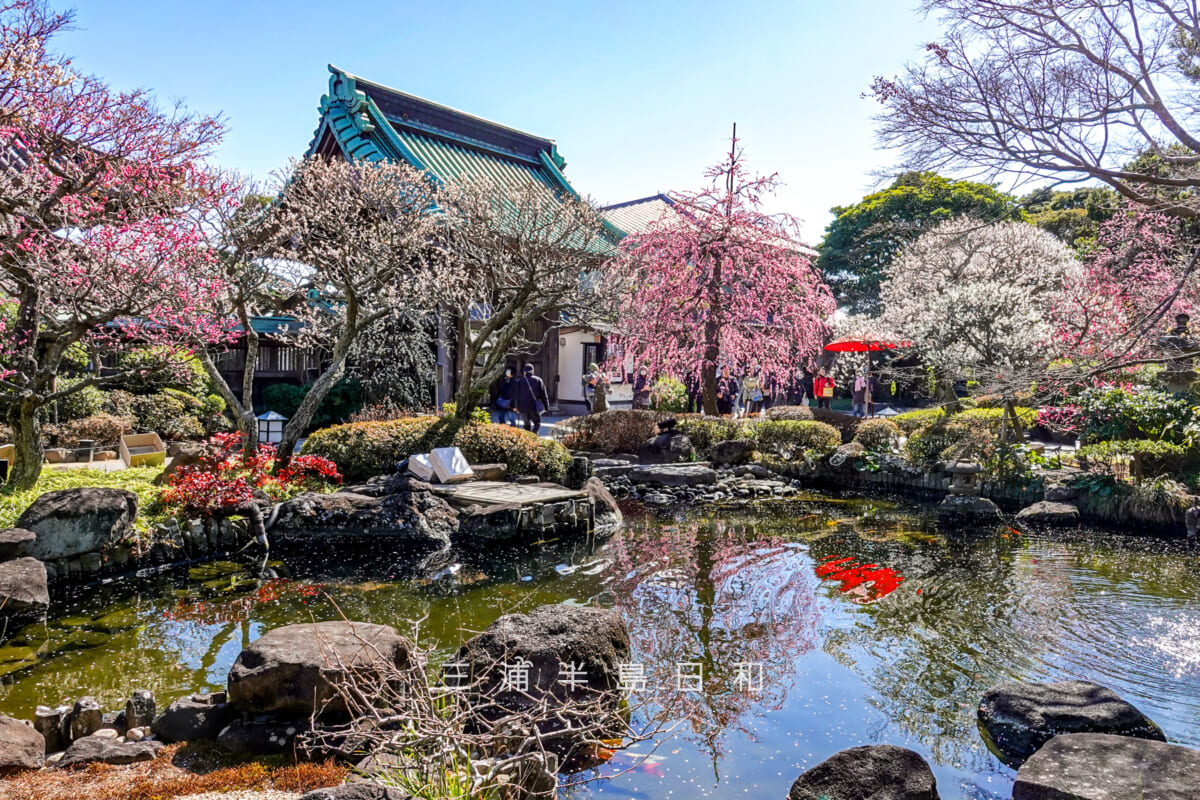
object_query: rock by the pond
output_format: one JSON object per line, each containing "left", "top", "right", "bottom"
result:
{"left": 301, "top": 785, "right": 412, "bottom": 800}
{"left": 0, "top": 528, "right": 35, "bottom": 560}
{"left": 710, "top": 439, "right": 756, "bottom": 466}
{"left": 272, "top": 491, "right": 458, "bottom": 550}
{"left": 583, "top": 477, "right": 622, "bottom": 525}
{"left": 637, "top": 432, "right": 694, "bottom": 465}
{"left": 470, "top": 463, "right": 507, "bottom": 482}
{"left": 152, "top": 442, "right": 208, "bottom": 486}
{"left": 55, "top": 735, "right": 163, "bottom": 768}
{"left": 66, "top": 696, "right": 103, "bottom": 741}
{"left": 16, "top": 487, "right": 138, "bottom": 561}
{"left": 217, "top": 717, "right": 310, "bottom": 755}
{"left": 1016, "top": 501, "right": 1080, "bottom": 526}
{"left": 228, "top": 621, "right": 416, "bottom": 718}
{"left": 0, "top": 557, "right": 49, "bottom": 633}
{"left": 788, "top": 744, "right": 939, "bottom": 800}
{"left": 0, "top": 714, "right": 44, "bottom": 773}
{"left": 125, "top": 690, "right": 156, "bottom": 731}
{"left": 34, "top": 705, "right": 67, "bottom": 753}
{"left": 937, "top": 494, "right": 1002, "bottom": 524}
{"left": 454, "top": 604, "right": 630, "bottom": 755}
{"left": 978, "top": 680, "right": 1165, "bottom": 766}
{"left": 151, "top": 691, "right": 237, "bottom": 743}
{"left": 629, "top": 464, "right": 718, "bottom": 487}
{"left": 1013, "top": 733, "right": 1200, "bottom": 800}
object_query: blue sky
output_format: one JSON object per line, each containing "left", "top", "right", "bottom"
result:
{"left": 62, "top": 1, "right": 939, "bottom": 243}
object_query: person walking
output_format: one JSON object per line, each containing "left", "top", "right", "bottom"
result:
{"left": 684, "top": 372, "right": 701, "bottom": 413}
{"left": 517, "top": 364, "right": 550, "bottom": 433}
{"left": 716, "top": 365, "right": 738, "bottom": 416}
{"left": 632, "top": 366, "right": 652, "bottom": 410}
{"left": 814, "top": 368, "right": 835, "bottom": 410}
{"left": 494, "top": 368, "right": 519, "bottom": 426}
{"left": 583, "top": 362, "right": 602, "bottom": 413}
{"left": 852, "top": 370, "right": 868, "bottom": 417}
{"left": 741, "top": 365, "right": 766, "bottom": 417}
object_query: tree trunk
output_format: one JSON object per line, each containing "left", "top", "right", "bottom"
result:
{"left": 7, "top": 399, "right": 44, "bottom": 491}
{"left": 274, "top": 358, "right": 346, "bottom": 470}
{"left": 701, "top": 365, "right": 719, "bottom": 416}
{"left": 198, "top": 351, "right": 259, "bottom": 455}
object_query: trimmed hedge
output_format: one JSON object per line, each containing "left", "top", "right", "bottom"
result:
{"left": 854, "top": 418, "right": 902, "bottom": 451}
{"left": 561, "top": 410, "right": 664, "bottom": 454}
{"left": 754, "top": 420, "right": 841, "bottom": 458}
{"left": 764, "top": 405, "right": 815, "bottom": 421}
{"left": 674, "top": 416, "right": 754, "bottom": 451}
{"left": 302, "top": 417, "right": 571, "bottom": 482}
{"left": 809, "top": 407, "right": 862, "bottom": 443}
{"left": 1077, "top": 439, "right": 1189, "bottom": 478}
{"left": 893, "top": 408, "right": 946, "bottom": 435}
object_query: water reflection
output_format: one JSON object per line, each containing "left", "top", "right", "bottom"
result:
{"left": 0, "top": 494, "right": 1196, "bottom": 800}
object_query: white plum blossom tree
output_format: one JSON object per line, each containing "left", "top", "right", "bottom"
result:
{"left": 879, "top": 218, "right": 1079, "bottom": 406}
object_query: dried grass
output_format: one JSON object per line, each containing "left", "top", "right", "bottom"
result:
{"left": 0, "top": 742, "right": 347, "bottom": 800}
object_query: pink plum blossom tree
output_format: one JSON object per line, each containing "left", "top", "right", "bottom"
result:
{"left": 612, "top": 138, "right": 834, "bottom": 415}
{"left": 0, "top": 2, "right": 230, "bottom": 488}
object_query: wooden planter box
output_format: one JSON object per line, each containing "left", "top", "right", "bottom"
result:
{"left": 120, "top": 433, "right": 165, "bottom": 468}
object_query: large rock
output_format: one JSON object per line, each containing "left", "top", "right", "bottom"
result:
{"left": 0, "top": 528, "right": 35, "bottom": 560}
{"left": 0, "top": 557, "right": 48, "bottom": 634}
{"left": 273, "top": 491, "right": 458, "bottom": 550}
{"left": 788, "top": 745, "right": 939, "bottom": 800}
{"left": 637, "top": 432, "right": 694, "bottom": 465}
{"left": 55, "top": 735, "right": 163, "bottom": 768}
{"left": 978, "top": 680, "right": 1165, "bottom": 766}
{"left": 583, "top": 477, "right": 622, "bottom": 526}
{"left": 629, "top": 464, "right": 718, "bottom": 487}
{"left": 453, "top": 604, "right": 630, "bottom": 759}
{"left": 151, "top": 691, "right": 237, "bottom": 743}
{"left": 710, "top": 439, "right": 756, "bottom": 466}
{"left": 228, "top": 621, "right": 417, "bottom": 718}
{"left": 937, "top": 494, "right": 1002, "bottom": 524}
{"left": 124, "top": 690, "right": 156, "bottom": 731}
{"left": 16, "top": 488, "right": 137, "bottom": 561}
{"left": 300, "top": 786, "right": 412, "bottom": 800}
{"left": 0, "top": 715, "right": 44, "bottom": 773}
{"left": 153, "top": 442, "right": 209, "bottom": 486}
{"left": 217, "top": 717, "right": 310, "bottom": 755}
{"left": 1014, "top": 733, "right": 1200, "bottom": 800}
{"left": 1016, "top": 501, "right": 1080, "bottom": 526}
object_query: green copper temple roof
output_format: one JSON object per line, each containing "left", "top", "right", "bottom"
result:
{"left": 306, "top": 65, "right": 623, "bottom": 250}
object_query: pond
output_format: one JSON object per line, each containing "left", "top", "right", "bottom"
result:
{"left": 1, "top": 491, "right": 1198, "bottom": 799}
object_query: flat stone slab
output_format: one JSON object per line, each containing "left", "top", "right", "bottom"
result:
{"left": 629, "top": 464, "right": 718, "bottom": 487}
{"left": 433, "top": 481, "right": 587, "bottom": 507}
{"left": 1016, "top": 501, "right": 1080, "bottom": 526}
{"left": 1014, "top": 733, "right": 1200, "bottom": 800}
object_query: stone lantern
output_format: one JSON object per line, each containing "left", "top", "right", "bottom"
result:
{"left": 945, "top": 461, "right": 983, "bottom": 496}
{"left": 257, "top": 410, "right": 287, "bottom": 444}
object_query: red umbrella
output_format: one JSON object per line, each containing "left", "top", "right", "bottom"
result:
{"left": 823, "top": 338, "right": 912, "bottom": 414}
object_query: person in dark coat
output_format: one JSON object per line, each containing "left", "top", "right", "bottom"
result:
{"left": 516, "top": 364, "right": 551, "bottom": 433}
{"left": 494, "top": 368, "right": 518, "bottom": 426}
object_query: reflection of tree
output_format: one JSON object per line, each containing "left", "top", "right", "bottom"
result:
{"left": 606, "top": 513, "right": 820, "bottom": 761}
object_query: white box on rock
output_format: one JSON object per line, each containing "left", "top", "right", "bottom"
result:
{"left": 430, "top": 446, "right": 475, "bottom": 484}
{"left": 408, "top": 453, "right": 435, "bottom": 481}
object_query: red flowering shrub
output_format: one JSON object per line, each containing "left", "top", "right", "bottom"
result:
{"left": 161, "top": 433, "right": 341, "bottom": 518}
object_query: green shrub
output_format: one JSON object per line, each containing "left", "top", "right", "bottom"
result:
{"left": 302, "top": 417, "right": 570, "bottom": 482}
{"left": 119, "top": 389, "right": 208, "bottom": 442}
{"left": 893, "top": 408, "right": 946, "bottom": 435}
{"left": 58, "top": 413, "right": 134, "bottom": 447}
{"left": 854, "top": 418, "right": 902, "bottom": 451}
{"left": 51, "top": 382, "right": 105, "bottom": 422}
{"left": 439, "top": 402, "right": 491, "bottom": 425}
{"left": 754, "top": 420, "right": 841, "bottom": 458}
{"left": 809, "top": 407, "right": 862, "bottom": 443}
{"left": 264, "top": 378, "right": 366, "bottom": 431}
{"left": 674, "top": 416, "right": 752, "bottom": 451}
{"left": 115, "top": 347, "right": 211, "bottom": 396}
{"left": 956, "top": 406, "right": 1037, "bottom": 428}
{"left": 561, "top": 410, "right": 663, "bottom": 454}
{"left": 904, "top": 420, "right": 986, "bottom": 467}
{"left": 1077, "top": 439, "right": 1189, "bottom": 479}
{"left": 1074, "top": 385, "right": 1191, "bottom": 443}
{"left": 765, "top": 405, "right": 814, "bottom": 421}
{"left": 651, "top": 377, "right": 689, "bottom": 413}
{"left": 1075, "top": 473, "right": 1191, "bottom": 525}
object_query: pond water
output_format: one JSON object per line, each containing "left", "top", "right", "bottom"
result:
{"left": 1, "top": 491, "right": 1198, "bottom": 799}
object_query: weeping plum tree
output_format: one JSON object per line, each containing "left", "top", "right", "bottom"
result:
{"left": 0, "top": 1, "right": 230, "bottom": 489}
{"left": 613, "top": 135, "right": 834, "bottom": 415}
